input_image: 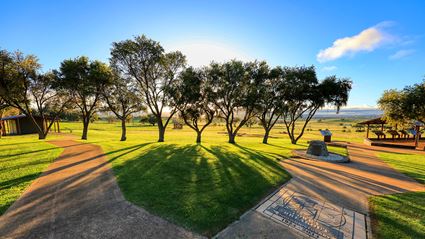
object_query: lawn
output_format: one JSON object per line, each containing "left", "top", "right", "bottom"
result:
{"left": 0, "top": 134, "right": 63, "bottom": 215}
{"left": 61, "top": 121, "right": 304, "bottom": 236}
{"left": 377, "top": 152, "right": 425, "bottom": 184}
{"left": 369, "top": 152, "right": 425, "bottom": 239}
{"left": 0, "top": 118, "right": 363, "bottom": 236}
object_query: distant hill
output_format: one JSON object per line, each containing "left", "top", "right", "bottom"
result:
{"left": 314, "top": 108, "right": 382, "bottom": 119}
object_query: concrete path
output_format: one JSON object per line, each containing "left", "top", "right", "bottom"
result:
{"left": 217, "top": 143, "right": 424, "bottom": 238}
{"left": 0, "top": 139, "right": 201, "bottom": 239}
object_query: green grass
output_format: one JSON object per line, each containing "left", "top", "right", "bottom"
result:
{"left": 369, "top": 152, "right": 425, "bottom": 239}
{"left": 62, "top": 121, "right": 305, "bottom": 236}
{"left": 0, "top": 134, "right": 63, "bottom": 215}
{"left": 377, "top": 152, "right": 425, "bottom": 184}
{"left": 370, "top": 192, "right": 425, "bottom": 239}
{"left": 0, "top": 118, "right": 364, "bottom": 236}
{"left": 327, "top": 145, "right": 348, "bottom": 156}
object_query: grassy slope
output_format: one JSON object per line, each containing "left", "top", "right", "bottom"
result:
{"left": 0, "top": 134, "right": 63, "bottom": 215}
{"left": 370, "top": 152, "right": 425, "bottom": 239}
{"left": 62, "top": 121, "right": 307, "bottom": 235}
{"left": 377, "top": 152, "right": 425, "bottom": 184}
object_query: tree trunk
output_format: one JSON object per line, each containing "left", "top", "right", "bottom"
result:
{"left": 196, "top": 131, "right": 202, "bottom": 144}
{"left": 158, "top": 125, "right": 165, "bottom": 142}
{"left": 228, "top": 133, "right": 236, "bottom": 144}
{"left": 82, "top": 118, "right": 89, "bottom": 140}
{"left": 38, "top": 131, "right": 46, "bottom": 140}
{"left": 120, "top": 118, "right": 127, "bottom": 141}
{"left": 262, "top": 129, "right": 270, "bottom": 144}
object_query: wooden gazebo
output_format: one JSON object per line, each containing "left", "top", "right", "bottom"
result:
{"left": 358, "top": 117, "right": 387, "bottom": 139}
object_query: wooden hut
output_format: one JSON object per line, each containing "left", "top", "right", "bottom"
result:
{"left": 0, "top": 115, "right": 60, "bottom": 136}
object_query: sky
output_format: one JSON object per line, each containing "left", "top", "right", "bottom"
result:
{"left": 1, "top": 0, "right": 425, "bottom": 108}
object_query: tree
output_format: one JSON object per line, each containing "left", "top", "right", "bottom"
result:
{"left": 379, "top": 82, "right": 425, "bottom": 124}
{"left": 139, "top": 114, "right": 157, "bottom": 126}
{"left": 55, "top": 56, "right": 113, "bottom": 140}
{"left": 378, "top": 89, "right": 409, "bottom": 126}
{"left": 281, "top": 66, "right": 351, "bottom": 144}
{"left": 169, "top": 67, "right": 215, "bottom": 143}
{"left": 257, "top": 66, "right": 286, "bottom": 144}
{"left": 0, "top": 97, "right": 10, "bottom": 138}
{"left": 102, "top": 74, "right": 145, "bottom": 141}
{"left": 207, "top": 60, "right": 265, "bottom": 143}
{"left": 0, "top": 50, "right": 72, "bottom": 139}
{"left": 110, "top": 35, "right": 186, "bottom": 142}
{"left": 378, "top": 80, "right": 425, "bottom": 147}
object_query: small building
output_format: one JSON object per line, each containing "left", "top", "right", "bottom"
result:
{"left": 0, "top": 115, "right": 60, "bottom": 136}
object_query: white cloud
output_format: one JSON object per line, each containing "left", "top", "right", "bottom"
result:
{"left": 321, "top": 65, "right": 337, "bottom": 72}
{"left": 389, "top": 49, "right": 415, "bottom": 60}
{"left": 164, "top": 41, "right": 252, "bottom": 67}
{"left": 317, "top": 22, "right": 394, "bottom": 62}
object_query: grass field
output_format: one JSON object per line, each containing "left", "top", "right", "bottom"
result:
{"left": 0, "top": 135, "right": 63, "bottom": 215}
{"left": 369, "top": 152, "right": 425, "bottom": 239}
{"left": 4, "top": 117, "right": 415, "bottom": 237}
{"left": 61, "top": 121, "right": 301, "bottom": 235}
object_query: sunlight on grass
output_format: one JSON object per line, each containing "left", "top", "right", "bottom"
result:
{"left": 0, "top": 135, "right": 63, "bottom": 215}
{"left": 370, "top": 151, "right": 425, "bottom": 239}
{"left": 370, "top": 192, "right": 425, "bottom": 239}
{"left": 377, "top": 152, "right": 425, "bottom": 184}
{"left": 62, "top": 121, "right": 305, "bottom": 235}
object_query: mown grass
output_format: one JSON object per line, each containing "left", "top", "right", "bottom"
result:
{"left": 377, "top": 152, "right": 425, "bottom": 184}
{"left": 0, "top": 118, "right": 371, "bottom": 236}
{"left": 370, "top": 152, "right": 425, "bottom": 239}
{"left": 61, "top": 121, "right": 303, "bottom": 235}
{"left": 0, "top": 134, "right": 63, "bottom": 215}
{"left": 370, "top": 192, "right": 425, "bottom": 239}
{"left": 327, "top": 145, "right": 348, "bottom": 156}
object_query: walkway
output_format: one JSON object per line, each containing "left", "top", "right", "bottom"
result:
{"left": 217, "top": 142, "right": 424, "bottom": 238}
{"left": 0, "top": 139, "right": 201, "bottom": 239}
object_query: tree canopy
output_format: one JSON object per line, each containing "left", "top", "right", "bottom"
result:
{"left": 55, "top": 56, "right": 113, "bottom": 140}
{"left": 110, "top": 35, "right": 186, "bottom": 142}
{"left": 0, "top": 50, "right": 72, "bottom": 139}
{"left": 379, "top": 80, "right": 425, "bottom": 126}
{"left": 169, "top": 67, "right": 215, "bottom": 143}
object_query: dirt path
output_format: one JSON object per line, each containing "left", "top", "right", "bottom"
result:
{"left": 281, "top": 142, "right": 424, "bottom": 213}
{"left": 217, "top": 143, "right": 424, "bottom": 238}
{"left": 0, "top": 139, "right": 201, "bottom": 239}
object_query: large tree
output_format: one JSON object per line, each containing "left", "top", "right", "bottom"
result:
{"left": 169, "top": 67, "right": 215, "bottom": 143}
{"left": 102, "top": 74, "right": 145, "bottom": 141}
{"left": 207, "top": 60, "right": 266, "bottom": 144}
{"left": 257, "top": 66, "right": 287, "bottom": 144}
{"left": 110, "top": 35, "right": 186, "bottom": 142}
{"left": 55, "top": 56, "right": 113, "bottom": 140}
{"left": 378, "top": 80, "right": 425, "bottom": 125}
{"left": 281, "top": 66, "right": 351, "bottom": 144}
{"left": 0, "top": 50, "right": 72, "bottom": 139}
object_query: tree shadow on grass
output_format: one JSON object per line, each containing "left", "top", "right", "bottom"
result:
{"left": 112, "top": 143, "right": 291, "bottom": 236}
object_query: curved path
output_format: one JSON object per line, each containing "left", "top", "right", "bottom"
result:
{"left": 0, "top": 139, "right": 201, "bottom": 239}
{"left": 282, "top": 142, "right": 424, "bottom": 213}
{"left": 217, "top": 142, "right": 424, "bottom": 238}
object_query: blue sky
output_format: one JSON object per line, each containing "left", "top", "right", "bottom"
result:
{"left": 1, "top": 0, "right": 425, "bottom": 108}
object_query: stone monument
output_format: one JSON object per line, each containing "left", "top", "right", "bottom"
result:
{"left": 307, "top": 140, "right": 329, "bottom": 156}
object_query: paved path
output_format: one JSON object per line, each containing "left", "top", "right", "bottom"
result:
{"left": 0, "top": 139, "right": 201, "bottom": 239}
{"left": 217, "top": 143, "right": 424, "bottom": 238}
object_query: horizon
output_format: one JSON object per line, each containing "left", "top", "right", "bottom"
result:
{"left": 1, "top": 0, "right": 425, "bottom": 108}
